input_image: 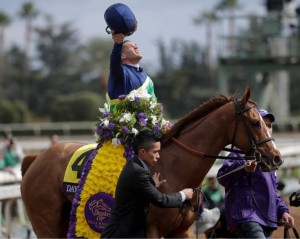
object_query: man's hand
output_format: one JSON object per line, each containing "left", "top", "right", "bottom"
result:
{"left": 245, "top": 160, "right": 257, "bottom": 173}
{"left": 152, "top": 172, "right": 166, "bottom": 188}
{"left": 282, "top": 212, "right": 295, "bottom": 226}
{"left": 182, "top": 188, "right": 194, "bottom": 200}
{"left": 112, "top": 33, "right": 125, "bottom": 44}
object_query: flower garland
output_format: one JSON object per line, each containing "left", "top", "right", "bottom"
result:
{"left": 68, "top": 90, "right": 171, "bottom": 238}
{"left": 96, "top": 89, "right": 172, "bottom": 160}
{"left": 68, "top": 141, "right": 126, "bottom": 238}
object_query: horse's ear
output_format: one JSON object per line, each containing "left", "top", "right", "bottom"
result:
{"left": 241, "top": 87, "right": 251, "bottom": 106}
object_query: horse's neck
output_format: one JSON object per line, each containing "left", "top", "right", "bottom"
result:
{"left": 159, "top": 104, "right": 234, "bottom": 190}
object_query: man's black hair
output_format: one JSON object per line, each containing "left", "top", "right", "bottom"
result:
{"left": 133, "top": 130, "right": 162, "bottom": 155}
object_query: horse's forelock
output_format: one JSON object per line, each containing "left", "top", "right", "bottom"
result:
{"left": 162, "top": 94, "right": 234, "bottom": 144}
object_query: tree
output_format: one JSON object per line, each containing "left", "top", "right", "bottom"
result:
{"left": 35, "top": 15, "right": 78, "bottom": 75}
{"left": 193, "top": 10, "right": 219, "bottom": 66}
{"left": 3, "top": 45, "right": 26, "bottom": 100}
{"left": 33, "top": 17, "right": 112, "bottom": 118}
{"left": 0, "top": 11, "right": 10, "bottom": 95}
{"left": 50, "top": 91, "right": 102, "bottom": 121}
{"left": 155, "top": 40, "right": 215, "bottom": 118}
{"left": 18, "top": 1, "right": 39, "bottom": 105}
{"left": 33, "top": 15, "right": 80, "bottom": 116}
{"left": 76, "top": 37, "right": 112, "bottom": 98}
{"left": 0, "top": 99, "right": 30, "bottom": 123}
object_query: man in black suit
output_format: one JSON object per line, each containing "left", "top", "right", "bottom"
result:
{"left": 101, "top": 130, "right": 194, "bottom": 238}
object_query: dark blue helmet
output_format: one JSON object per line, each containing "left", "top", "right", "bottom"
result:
{"left": 104, "top": 3, "right": 137, "bottom": 36}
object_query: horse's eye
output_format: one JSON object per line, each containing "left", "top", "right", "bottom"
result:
{"left": 252, "top": 120, "right": 261, "bottom": 129}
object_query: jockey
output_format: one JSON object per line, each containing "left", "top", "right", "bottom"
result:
{"left": 106, "top": 33, "right": 156, "bottom": 111}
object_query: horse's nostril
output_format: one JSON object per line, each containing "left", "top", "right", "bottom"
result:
{"left": 273, "top": 156, "right": 283, "bottom": 166}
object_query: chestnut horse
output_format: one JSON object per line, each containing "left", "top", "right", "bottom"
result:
{"left": 21, "top": 88, "right": 283, "bottom": 238}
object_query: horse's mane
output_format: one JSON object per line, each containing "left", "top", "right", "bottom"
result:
{"left": 162, "top": 93, "right": 238, "bottom": 144}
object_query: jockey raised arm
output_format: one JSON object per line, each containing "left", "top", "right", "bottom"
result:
{"left": 106, "top": 33, "right": 156, "bottom": 111}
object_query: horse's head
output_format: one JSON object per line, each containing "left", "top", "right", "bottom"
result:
{"left": 229, "top": 87, "right": 283, "bottom": 172}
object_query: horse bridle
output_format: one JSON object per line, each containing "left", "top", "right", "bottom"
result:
{"left": 171, "top": 98, "right": 274, "bottom": 162}
{"left": 165, "top": 98, "right": 275, "bottom": 237}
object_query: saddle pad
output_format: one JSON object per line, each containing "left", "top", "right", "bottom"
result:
{"left": 62, "top": 144, "right": 97, "bottom": 194}
{"left": 68, "top": 141, "right": 126, "bottom": 238}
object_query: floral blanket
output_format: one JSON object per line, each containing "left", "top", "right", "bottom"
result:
{"left": 68, "top": 141, "right": 126, "bottom": 238}
{"left": 67, "top": 90, "right": 171, "bottom": 238}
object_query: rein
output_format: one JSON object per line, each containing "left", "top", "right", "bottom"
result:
{"left": 165, "top": 99, "right": 275, "bottom": 238}
{"left": 170, "top": 98, "right": 273, "bottom": 162}
{"left": 171, "top": 137, "right": 256, "bottom": 161}
{"left": 248, "top": 174, "right": 300, "bottom": 239}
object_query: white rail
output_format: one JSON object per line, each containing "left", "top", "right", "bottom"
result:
{"left": 0, "top": 166, "right": 27, "bottom": 238}
{"left": 0, "top": 184, "right": 21, "bottom": 200}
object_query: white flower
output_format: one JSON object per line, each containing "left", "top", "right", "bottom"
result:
{"left": 104, "top": 103, "right": 110, "bottom": 112}
{"left": 99, "top": 103, "right": 110, "bottom": 113}
{"left": 101, "top": 120, "right": 109, "bottom": 127}
{"left": 126, "top": 89, "right": 151, "bottom": 101}
{"left": 120, "top": 112, "right": 132, "bottom": 123}
{"left": 132, "top": 128, "right": 138, "bottom": 135}
{"left": 161, "top": 118, "right": 167, "bottom": 127}
{"left": 150, "top": 101, "right": 157, "bottom": 110}
{"left": 137, "top": 89, "right": 151, "bottom": 99}
{"left": 150, "top": 116, "right": 157, "bottom": 125}
{"left": 111, "top": 137, "right": 121, "bottom": 146}
{"left": 126, "top": 90, "right": 138, "bottom": 101}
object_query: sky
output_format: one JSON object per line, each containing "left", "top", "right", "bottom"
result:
{"left": 1, "top": 0, "right": 298, "bottom": 70}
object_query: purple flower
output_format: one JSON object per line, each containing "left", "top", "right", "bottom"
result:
{"left": 153, "top": 124, "right": 161, "bottom": 132}
{"left": 122, "top": 126, "right": 130, "bottom": 135}
{"left": 103, "top": 130, "right": 112, "bottom": 140}
{"left": 118, "top": 94, "right": 126, "bottom": 99}
{"left": 139, "top": 118, "right": 147, "bottom": 127}
{"left": 96, "top": 125, "right": 104, "bottom": 136}
{"left": 138, "top": 112, "right": 147, "bottom": 119}
{"left": 124, "top": 144, "right": 135, "bottom": 160}
{"left": 108, "top": 122, "right": 115, "bottom": 131}
{"left": 134, "top": 97, "right": 141, "bottom": 103}
{"left": 102, "top": 112, "right": 111, "bottom": 117}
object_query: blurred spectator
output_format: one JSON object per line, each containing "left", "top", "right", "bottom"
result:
{"left": 0, "top": 134, "right": 23, "bottom": 175}
{"left": 202, "top": 176, "right": 224, "bottom": 209}
{"left": 203, "top": 177, "right": 235, "bottom": 238}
